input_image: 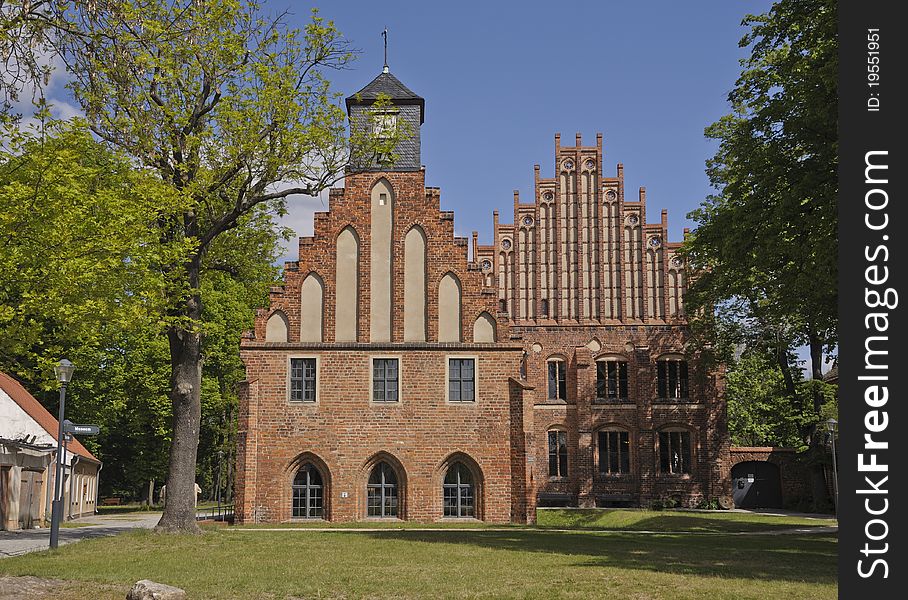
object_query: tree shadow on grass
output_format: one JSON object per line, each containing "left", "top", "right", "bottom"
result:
{"left": 361, "top": 529, "right": 838, "bottom": 584}
{"left": 538, "top": 511, "right": 834, "bottom": 533}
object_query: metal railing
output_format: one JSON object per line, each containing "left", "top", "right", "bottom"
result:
{"left": 196, "top": 504, "right": 234, "bottom": 523}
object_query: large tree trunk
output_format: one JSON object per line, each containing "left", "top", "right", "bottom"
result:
{"left": 156, "top": 258, "right": 204, "bottom": 534}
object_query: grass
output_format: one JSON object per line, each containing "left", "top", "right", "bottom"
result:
{"left": 535, "top": 508, "right": 836, "bottom": 532}
{"left": 0, "top": 511, "right": 837, "bottom": 599}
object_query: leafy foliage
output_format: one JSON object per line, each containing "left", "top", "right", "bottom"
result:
{"left": 682, "top": 0, "right": 837, "bottom": 429}
{"left": 0, "top": 120, "right": 281, "bottom": 500}
{"left": 0, "top": 117, "right": 183, "bottom": 382}
{"left": 725, "top": 352, "right": 836, "bottom": 449}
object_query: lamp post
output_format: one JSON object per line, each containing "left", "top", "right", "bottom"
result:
{"left": 49, "top": 359, "right": 75, "bottom": 549}
{"left": 826, "top": 418, "right": 838, "bottom": 517}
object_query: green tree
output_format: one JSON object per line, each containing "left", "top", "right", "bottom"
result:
{"left": 682, "top": 0, "right": 837, "bottom": 509}
{"left": 0, "top": 117, "right": 181, "bottom": 381}
{"left": 726, "top": 352, "right": 835, "bottom": 449}
{"left": 0, "top": 118, "right": 280, "bottom": 503}
{"left": 30, "top": 0, "right": 397, "bottom": 532}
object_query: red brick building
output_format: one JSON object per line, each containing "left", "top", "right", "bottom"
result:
{"left": 235, "top": 67, "right": 730, "bottom": 524}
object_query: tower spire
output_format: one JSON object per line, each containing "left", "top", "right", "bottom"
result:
{"left": 382, "top": 28, "right": 389, "bottom": 73}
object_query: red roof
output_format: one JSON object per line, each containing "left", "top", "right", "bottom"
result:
{"left": 0, "top": 372, "right": 99, "bottom": 462}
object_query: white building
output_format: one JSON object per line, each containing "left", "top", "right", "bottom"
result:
{"left": 0, "top": 372, "right": 101, "bottom": 530}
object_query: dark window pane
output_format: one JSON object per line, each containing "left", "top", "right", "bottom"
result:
{"left": 548, "top": 362, "right": 557, "bottom": 399}
{"left": 548, "top": 431, "right": 558, "bottom": 476}
{"left": 659, "top": 432, "right": 670, "bottom": 472}
{"left": 449, "top": 359, "right": 476, "bottom": 402}
{"left": 657, "top": 362, "right": 667, "bottom": 398}
{"left": 619, "top": 363, "right": 629, "bottom": 399}
{"left": 596, "top": 362, "right": 606, "bottom": 398}
{"left": 558, "top": 431, "right": 568, "bottom": 476}
{"left": 558, "top": 363, "right": 566, "bottom": 400}
{"left": 679, "top": 361, "right": 689, "bottom": 399}
{"left": 681, "top": 431, "right": 691, "bottom": 473}
{"left": 620, "top": 432, "right": 630, "bottom": 473}
{"left": 608, "top": 431, "right": 619, "bottom": 473}
{"left": 373, "top": 359, "right": 399, "bottom": 402}
{"left": 292, "top": 464, "right": 323, "bottom": 519}
{"left": 597, "top": 431, "right": 607, "bottom": 473}
{"left": 290, "top": 358, "right": 317, "bottom": 402}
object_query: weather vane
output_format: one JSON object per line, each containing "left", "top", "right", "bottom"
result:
{"left": 382, "top": 28, "right": 389, "bottom": 73}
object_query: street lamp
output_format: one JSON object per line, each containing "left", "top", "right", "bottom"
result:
{"left": 49, "top": 359, "right": 75, "bottom": 549}
{"left": 826, "top": 418, "right": 838, "bottom": 517}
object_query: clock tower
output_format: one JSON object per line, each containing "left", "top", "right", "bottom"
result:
{"left": 345, "top": 65, "right": 425, "bottom": 172}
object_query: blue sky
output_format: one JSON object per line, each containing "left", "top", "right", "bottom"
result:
{"left": 268, "top": 0, "right": 773, "bottom": 257}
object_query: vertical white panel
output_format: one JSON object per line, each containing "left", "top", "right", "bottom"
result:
{"left": 472, "top": 312, "right": 497, "bottom": 342}
{"left": 335, "top": 227, "right": 359, "bottom": 341}
{"left": 300, "top": 274, "right": 324, "bottom": 342}
{"left": 404, "top": 226, "right": 427, "bottom": 341}
{"left": 370, "top": 180, "right": 394, "bottom": 342}
{"left": 438, "top": 272, "right": 462, "bottom": 342}
{"left": 265, "top": 310, "right": 289, "bottom": 342}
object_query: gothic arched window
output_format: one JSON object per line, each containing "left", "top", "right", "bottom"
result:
{"left": 367, "top": 462, "right": 399, "bottom": 518}
{"left": 443, "top": 463, "right": 475, "bottom": 518}
{"left": 292, "top": 464, "right": 323, "bottom": 519}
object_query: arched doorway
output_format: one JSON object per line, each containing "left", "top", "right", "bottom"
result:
{"left": 732, "top": 461, "right": 782, "bottom": 508}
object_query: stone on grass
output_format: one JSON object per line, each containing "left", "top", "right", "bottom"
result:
{"left": 126, "top": 579, "right": 186, "bottom": 600}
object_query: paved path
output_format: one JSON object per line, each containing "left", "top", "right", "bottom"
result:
{"left": 0, "top": 512, "right": 162, "bottom": 558}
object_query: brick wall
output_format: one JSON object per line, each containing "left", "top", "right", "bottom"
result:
{"left": 236, "top": 126, "right": 730, "bottom": 523}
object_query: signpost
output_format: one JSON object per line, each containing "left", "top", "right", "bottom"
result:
{"left": 50, "top": 420, "right": 100, "bottom": 549}
{"left": 63, "top": 421, "right": 101, "bottom": 436}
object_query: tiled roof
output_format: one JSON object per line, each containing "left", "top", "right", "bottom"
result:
{"left": 345, "top": 70, "right": 425, "bottom": 123}
{"left": 0, "top": 372, "right": 99, "bottom": 462}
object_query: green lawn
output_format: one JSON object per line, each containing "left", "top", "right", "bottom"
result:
{"left": 536, "top": 508, "right": 836, "bottom": 532}
{"left": 0, "top": 513, "right": 837, "bottom": 599}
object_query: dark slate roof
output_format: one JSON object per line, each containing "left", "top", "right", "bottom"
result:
{"left": 345, "top": 70, "right": 425, "bottom": 123}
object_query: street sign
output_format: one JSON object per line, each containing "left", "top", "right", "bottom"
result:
{"left": 63, "top": 421, "right": 100, "bottom": 436}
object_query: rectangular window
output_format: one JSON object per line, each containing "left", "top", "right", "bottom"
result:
{"left": 596, "top": 361, "right": 628, "bottom": 400}
{"left": 448, "top": 358, "right": 475, "bottom": 402}
{"left": 548, "top": 430, "right": 568, "bottom": 477}
{"left": 598, "top": 431, "right": 630, "bottom": 474}
{"left": 657, "top": 359, "right": 689, "bottom": 400}
{"left": 372, "top": 358, "right": 399, "bottom": 402}
{"left": 659, "top": 431, "right": 692, "bottom": 474}
{"left": 547, "top": 360, "right": 566, "bottom": 400}
{"left": 289, "top": 358, "right": 317, "bottom": 402}
{"left": 372, "top": 111, "right": 398, "bottom": 139}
